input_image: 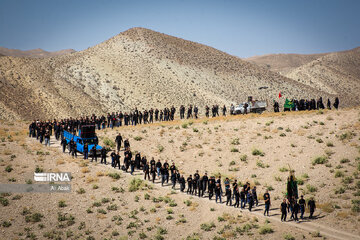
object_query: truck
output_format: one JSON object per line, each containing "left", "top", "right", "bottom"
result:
{"left": 234, "top": 96, "right": 267, "bottom": 114}
{"left": 63, "top": 125, "right": 102, "bottom": 156}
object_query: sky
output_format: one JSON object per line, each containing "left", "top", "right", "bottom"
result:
{"left": 0, "top": 0, "right": 359, "bottom": 58}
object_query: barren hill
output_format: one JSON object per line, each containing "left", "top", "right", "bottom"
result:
{"left": 0, "top": 28, "right": 339, "bottom": 120}
{"left": 245, "top": 53, "right": 328, "bottom": 74}
{"left": 285, "top": 47, "right": 360, "bottom": 105}
{"left": 0, "top": 47, "right": 75, "bottom": 58}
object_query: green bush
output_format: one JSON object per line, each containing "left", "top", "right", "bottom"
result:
{"left": 312, "top": 156, "right": 328, "bottom": 165}
{"left": 134, "top": 136, "right": 143, "bottom": 141}
{"left": 306, "top": 184, "right": 317, "bottom": 193}
{"left": 259, "top": 225, "right": 274, "bottom": 234}
{"left": 240, "top": 155, "right": 248, "bottom": 162}
{"left": 230, "top": 148, "right": 239, "bottom": 152}
{"left": 182, "top": 123, "right": 188, "bottom": 129}
{"left": 231, "top": 138, "right": 240, "bottom": 145}
{"left": 103, "top": 137, "right": 115, "bottom": 148}
{"left": 129, "top": 178, "right": 144, "bottom": 192}
{"left": 340, "top": 158, "right": 350, "bottom": 164}
{"left": 334, "top": 170, "right": 344, "bottom": 178}
{"left": 283, "top": 233, "right": 295, "bottom": 240}
{"left": 200, "top": 222, "right": 216, "bottom": 231}
{"left": 5, "top": 165, "right": 13, "bottom": 172}
{"left": 107, "top": 172, "right": 121, "bottom": 180}
{"left": 58, "top": 200, "right": 67, "bottom": 208}
{"left": 252, "top": 149, "right": 264, "bottom": 156}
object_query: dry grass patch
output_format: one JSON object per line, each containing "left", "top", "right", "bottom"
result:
{"left": 81, "top": 167, "right": 90, "bottom": 173}
{"left": 96, "top": 171, "right": 105, "bottom": 177}
{"left": 86, "top": 176, "right": 98, "bottom": 183}
{"left": 318, "top": 202, "right": 334, "bottom": 213}
{"left": 56, "top": 159, "right": 65, "bottom": 165}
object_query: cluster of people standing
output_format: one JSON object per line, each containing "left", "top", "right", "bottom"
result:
{"left": 274, "top": 97, "right": 339, "bottom": 112}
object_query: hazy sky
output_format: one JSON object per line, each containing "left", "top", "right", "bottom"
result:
{"left": 0, "top": 0, "right": 359, "bottom": 58}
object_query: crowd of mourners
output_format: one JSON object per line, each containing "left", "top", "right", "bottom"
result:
{"left": 273, "top": 97, "right": 339, "bottom": 112}
{"left": 29, "top": 122, "right": 318, "bottom": 222}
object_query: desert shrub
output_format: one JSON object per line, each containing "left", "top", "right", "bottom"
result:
{"left": 5, "top": 165, "right": 13, "bottom": 172}
{"left": 231, "top": 138, "right": 240, "bottom": 145}
{"left": 129, "top": 178, "right": 144, "bottom": 192}
{"left": 107, "top": 204, "right": 118, "bottom": 211}
{"left": 279, "top": 167, "right": 288, "bottom": 172}
{"left": 76, "top": 188, "right": 86, "bottom": 194}
{"left": 158, "top": 145, "right": 164, "bottom": 152}
{"left": 342, "top": 176, "right": 353, "bottom": 184}
{"left": 280, "top": 133, "right": 286, "bottom": 137}
{"left": 58, "top": 200, "right": 67, "bottom": 208}
{"left": 2, "top": 221, "right": 11, "bottom": 227}
{"left": 230, "top": 148, "right": 239, "bottom": 152}
{"left": 326, "top": 142, "right": 334, "bottom": 147}
{"left": 351, "top": 199, "right": 360, "bottom": 212}
{"left": 103, "top": 137, "right": 115, "bottom": 148}
{"left": 297, "top": 178, "right": 304, "bottom": 185}
{"left": 334, "top": 171, "right": 344, "bottom": 178}
{"left": 35, "top": 166, "right": 44, "bottom": 173}
{"left": 240, "top": 155, "right": 247, "bottom": 162}
{"left": 92, "top": 184, "right": 99, "bottom": 189}
{"left": 25, "top": 213, "right": 43, "bottom": 223}
{"left": 200, "top": 222, "right": 216, "bottom": 231}
{"left": 306, "top": 184, "right": 317, "bottom": 192}
{"left": 252, "top": 149, "right": 264, "bottom": 156}
{"left": 283, "top": 233, "right": 295, "bottom": 240}
{"left": 107, "top": 172, "right": 121, "bottom": 180}
{"left": 184, "top": 199, "right": 192, "bottom": 206}
{"left": 316, "top": 138, "right": 323, "bottom": 143}
{"left": 340, "top": 158, "right": 350, "bottom": 164}
{"left": 134, "top": 136, "right": 143, "bottom": 141}
{"left": 259, "top": 225, "right": 274, "bottom": 234}
{"left": 335, "top": 187, "right": 345, "bottom": 194}
{"left": 229, "top": 161, "right": 236, "bottom": 166}
{"left": 256, "top": 160, "right": 264, "bottom": 168}
{"left": 193, "top": 128, "right": 199, "bottom": 133}
{"left": 312, "top": 156, "right": 328, "bottom": 165}
{"left": 0, "top": 197, "right": 9, "bottom": 206}
{"left": 182, "top": 123, "right": 188, "bottom": 129}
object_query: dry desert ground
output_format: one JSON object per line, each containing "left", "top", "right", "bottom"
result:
{"left": 0, "top": 108, "right": 360, "bottom": 240}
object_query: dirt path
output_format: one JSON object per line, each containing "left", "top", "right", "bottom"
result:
{"left": 40, "top": 137, "right": 360, "bottom": 240}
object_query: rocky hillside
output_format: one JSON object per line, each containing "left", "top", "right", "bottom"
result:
{"left": 0, "top": 28, "right": 338, "bottom": 120}
{"left": 245, "top": 53, "right": 328, "bottom": 74}
{"left": 285, "top": 47, "right": 360, "bottom": 105}
{"left": 0, "top": 47, "right": 75, "bottom": 58}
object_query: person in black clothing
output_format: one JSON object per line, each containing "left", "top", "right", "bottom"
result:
{"left": 187, "top": 175, "right": 193, "bottom": 194}
{"left": 281, "top": 199, "right": 288, "bottom": 222}
{"left": 135, "top": 152, "right": 141, "bottom": 169}
{"left": 156, "top": 160, "right": 162, "bottom": 179}
{"left": 143, "top": 162, "right": 150, "bottom": 180}
{"left": 232, "top": 180, "right": 238, "bottom": 200}
{"left": 215, "top": 183, "right": 222, "bottom": 203}
{"left": 225, "top": 186, "right": 232, "bottom": 206}
{"left": 333, "top": 97, "right": 339, "bottom": 110}
{"left": 115, "top": 133, "right": 123, "bottom": 152}
{"left": 240, "top": 189, "right": 246, "bottom": 208}
{"left": 69, "top": 138, "right": 75, "bottom": 155}
{"left": 171, "top": 172, "right": 177, "bottom": 189}
{"left": 130, "top": 158, "right": 136, "bottom": 175}
{"left": 111, "top": 151, "right": 116, "bottom": 167}
{"left": 197, "top": 177, "right": 202, "bottom": 197}
{"left": 83, "top": 143, "right": 89, "bottom": 159}
{"left": 61, "top": 137, "right": 67, "bottom": 153}
{"left": 247, "top": 192, "right": 254, "bottom": 211}
{"left": 91, "top": 145, "right": 97, "bottom": 162}
{"left": 263, "top": 190, "right": 271, "bottom": 216}
{"left": 192, "top": 177, "right": 198, "bottom": 195}
{"left": 299, "top": 195, "right": 306, "bottom": 219}
{"left": 202, "top": 173, "right": 208, "bottom": 197}
{"left": 308, "top": 197, "right": 316, "bottom": 219}
{"left": 100, "top": 148, "right": 107, "bottom": 164}
{"left": 234, "top": 186, "right": 240, "bottom": 208}
{"left": 115, "top": 152, "right": 120, "bottom": 169}
{"left": 179, "top": 175, "right": 185, "bottom": 192}
{"left": 208, "top": 176, "right": 215, "bottom": 200}
{"left": 163, "top": 160, "right": 169, "bottom": 183}
{"left": 194, "top": 106, "right": 199, "bottom": 119}
{"left": 327, "top": 99, "right": 331, "bottom": 110}
{"left": 124, "top": 139, "right": 130, "bottom": 149}
{"left": 150, "top": 164, "right": 156, "bottom": 183}
{"left": 72, "top": 144, "right": 77, "bottom": 158}
{"left": 252, "top": 187, "right": 258, "bottom": 206}
{"left": 293, "top": 200, "right": 300, "bottom": 221}
{"left": 222, "top": 105, "right": 226, "bottom": 116}
{"left": 161, "top": 166, "right": 166, "bottom": 186}
{"left": 150, "top": 157, "right": 156, "bottom": 168}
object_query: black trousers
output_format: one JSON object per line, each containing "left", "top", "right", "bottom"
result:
{"left": 144, "top": 171, "right": 150, "bottom": 180}
{"left": 281, "top": 211, "right": 287, "bottom": 221}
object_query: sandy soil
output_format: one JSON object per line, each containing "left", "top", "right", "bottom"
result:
{"left": 0, "top": 108, "right": 359, "bottom": 240}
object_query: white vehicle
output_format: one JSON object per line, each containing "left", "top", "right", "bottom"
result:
{"left": 234, "top": 100, "right": 267, "bottom": 114}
